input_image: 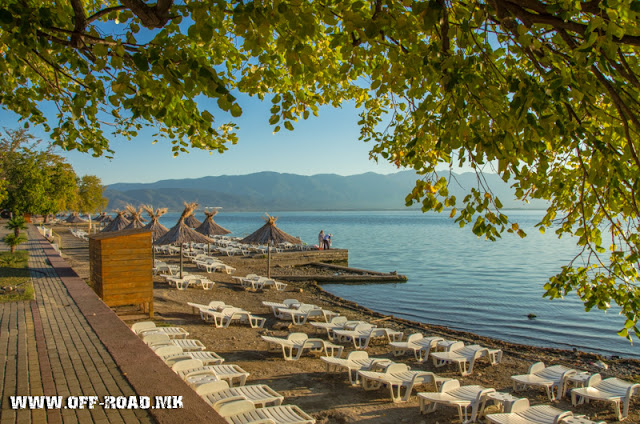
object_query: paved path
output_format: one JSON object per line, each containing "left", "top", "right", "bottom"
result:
{"left": 1, "top": 224, "right": 223, "bottom": 424}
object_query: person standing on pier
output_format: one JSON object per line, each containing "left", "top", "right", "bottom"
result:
{"left": 323, "top": 233, "right": 332, "bottom": 250}
{"left": 318, "top": 230, "right": 325, "bottom": 250}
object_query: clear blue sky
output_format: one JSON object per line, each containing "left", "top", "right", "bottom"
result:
{"left": 1, "top": 92, "right": 404, "bottom": 185}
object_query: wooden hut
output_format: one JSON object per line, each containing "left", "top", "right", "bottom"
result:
{"left": 89, "top": 228, "right": 154, "bottom": 317}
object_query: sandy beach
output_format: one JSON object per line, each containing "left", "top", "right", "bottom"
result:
{"left": 53, "top": 224, "right": 640, "bottom": 424}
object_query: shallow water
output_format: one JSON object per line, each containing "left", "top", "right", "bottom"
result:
{"left": 159, "top": 210, "right": 639, "bottom": 358}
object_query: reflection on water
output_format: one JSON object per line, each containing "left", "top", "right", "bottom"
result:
{"left": 159, "top": 210, "right": 639, "bottom": 358}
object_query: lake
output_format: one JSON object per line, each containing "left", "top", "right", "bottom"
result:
{"left": 158, "top": 210, "right": 640, "bottom": 359}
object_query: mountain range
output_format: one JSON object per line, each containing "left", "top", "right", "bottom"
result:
{"left": 104, "top": 170, "right": 549, "bottom": 211}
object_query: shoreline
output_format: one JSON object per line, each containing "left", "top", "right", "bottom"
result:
{"left": 50, "top": 223, "right": 639, "bottom": 423}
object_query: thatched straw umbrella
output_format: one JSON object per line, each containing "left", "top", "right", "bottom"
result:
{"left": 183, "top": 202, "right": 202, "bottom": 228}
{"left": 124, "top": 205, "right": 146, "bottom": 230}
{"left": 142, "top": 205, "right": 169, "bottom": 241}
{"left": 101, "top": 209, "right": 130, "bottom": 232}
{"left": 184, "top": 214, "right": 202, "bottom": 228}
{"left": 154, "top": 203, "right": 214, "bottom": 278}
{"left": 65, "top": 213, "right": 86, "bottom": 223}
{"left": 196, "top": 208, "right": 231, "bottom": 255}
{"left": 241, "top": 214, "right": 302, "bottom": 278}
{"left": 94, "top": 212, "right": 108, "bottom": 222}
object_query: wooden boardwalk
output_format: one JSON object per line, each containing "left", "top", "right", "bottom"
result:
{"left": 1, "top": 225, "right": 223, "bottom": 424}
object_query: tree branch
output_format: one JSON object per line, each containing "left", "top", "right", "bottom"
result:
{"left": 69, "top": 0, "right": 87, "bottom": 48}
{"left": 86, "top": 6, "right": 128, "bottom": 24}
{"left": 121, "top": 0, "right": 174, "bottom": 29}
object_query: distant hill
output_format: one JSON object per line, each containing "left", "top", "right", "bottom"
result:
{"left": 104, "top": 171, "right": 549, "bottom": 211}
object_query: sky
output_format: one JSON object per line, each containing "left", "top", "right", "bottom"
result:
{"left": 1, "top": 92, "right": 404, "bottom": 186}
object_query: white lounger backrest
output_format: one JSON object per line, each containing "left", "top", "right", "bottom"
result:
{"left": 215, "top": 399, "right": 255, "bottom": 417}
{"left": 287, "top": 333, "right": 309, "bottom": 343}
{"left": 406, "top": 333, "right": 424, "bottom": 344}
{"left": 346, "top": 351, "right": 369, "bottom": 361}
{"left": 352, "top": 323, "right": 375, "bottom": 332}
{"left": 439, "top": 379, "right": 461, "bottom": 392}
{"left": 142, "top": 333, "right": 171, "bottom": 345}
{"left": 385, "top": 363, "right": 410, "bottom": 373}
{"left": 283, "top": 299, "right": 299, "bottom": 306}
{"left": 171, "top": 358, "right": 203, "bottom": 372}
{"left": 154, "top": 345, "right": 183, "bottom": 357}
{"left": 195, "top": 380, "right": 230, "bottom": 396}
{"left": 131, "top": 321, "right": 156, "bottom": 334}
{"left": 331, "top": 316, "right": 348, "bottom": 325}
{"left": 448, "top": 341, "right": 465, "bottom": 351}
{"left": 208, "top": 301, "right": 226, "bottom": 309}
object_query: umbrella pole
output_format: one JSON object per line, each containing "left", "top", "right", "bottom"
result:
{"left": 180, "top": 244, "right": 184, "bottom": 279}
{"left": 267, "top": 245, "right": 271, "bottom": 279}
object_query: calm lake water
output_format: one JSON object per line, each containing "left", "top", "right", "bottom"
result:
{"left": 159, "top": 210, "right": 640, "bottom": 359}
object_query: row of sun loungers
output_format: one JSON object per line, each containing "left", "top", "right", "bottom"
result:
{"left": 131, "top": 321, "right": 316, "bottom": 423}
{"left": 418, "top": 362, "right": 639, "bottom": 422}
{"left": 511, "top": 362, "right": 640, "bottom": 420}
{"left": 147, "top": 282, "right": 636, "bottom": 422}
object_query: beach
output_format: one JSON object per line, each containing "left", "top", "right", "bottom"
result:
{"left": 53, "top": 224, "right": 640, "bottom": 424}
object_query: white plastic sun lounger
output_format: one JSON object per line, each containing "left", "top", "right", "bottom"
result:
{"left": 418, "top": 379, "right": 496, "bottom": 423}
{"left": 571, "top": 373, "right": 640, "bottom": 420}
{"left": 261, "top": 278, "right": 288, "bottom": 291}
{"left": 485, "top": 398, "right": 574, "bottom": 424}
{"left": 154, "top": 345, "right": 225, "bottom": 366}
{"left": 192, "top": 277, "right": 216, "bottom": 290}
{"left": 431, "top": 342, "right": 503, "bottom": 376}
{"left": 206, "top": 262, "right": 236, "bottom": 274}
{"left": 196, "top": 380, "right": 284, "bottom": 408}
{"left": 310, "top": 316, "right": 347, "bottom": 334}
{"left": 262, "top": 299, "right": 300, "bottom": 316}
{"left": 142, "top": 333, "right": 206, "bottom": 352}
{"left": 216, "top": 399, "right": 316, "bottom": 424}
{"left": 131, "top": 321, "right": 189, "bottom": 339}
{"left": 201, "top": 307, "right": 266, "bottom": 329}
{"left": 389, "top": 333, "right": 445, "bottom": 362}
{"left": 187, "top": 301, "right": 229, "bottom": 317}
{"left": 324, "top": 320, "right": 370, "bottom": 341}
{"left": 358, "top": 363, "right": 452, "bottom": 403}
{"left": 172, "top": 359, "right": 249, "bottom": 388}
{"left": 511, "top": 362, "right": 577, "bottom": 401}
{"left": 278, "top": 305, "right": 337, "bottom": 325}
{"left": 321, "top": 351, "right": 393, "bottom": 385}
{"left": 261, "top": 333, "right": 343, "bottom": 361}
{"left": 333, "top": 323, "right": 403, "bottom": 349}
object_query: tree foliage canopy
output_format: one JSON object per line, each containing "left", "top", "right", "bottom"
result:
{"left": 75, "top": 175, "right": 108, "bottom": 214}
{"left": 0, "top": 129, "right": 106, "bottom": 217}
{"left": 2, "top": 0, "right": 640, "bottom": 339}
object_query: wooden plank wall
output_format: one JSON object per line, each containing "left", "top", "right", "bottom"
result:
{"left": 89, "top": 232, "right": 153, "bottom": 315}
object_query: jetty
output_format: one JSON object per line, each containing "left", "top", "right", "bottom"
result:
{"left": 272, "top": 260, "right": 408, "bottom": 284}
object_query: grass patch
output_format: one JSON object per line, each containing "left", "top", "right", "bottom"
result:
{"left": 0, "top": 250, "right": 33, "bottom": 302}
